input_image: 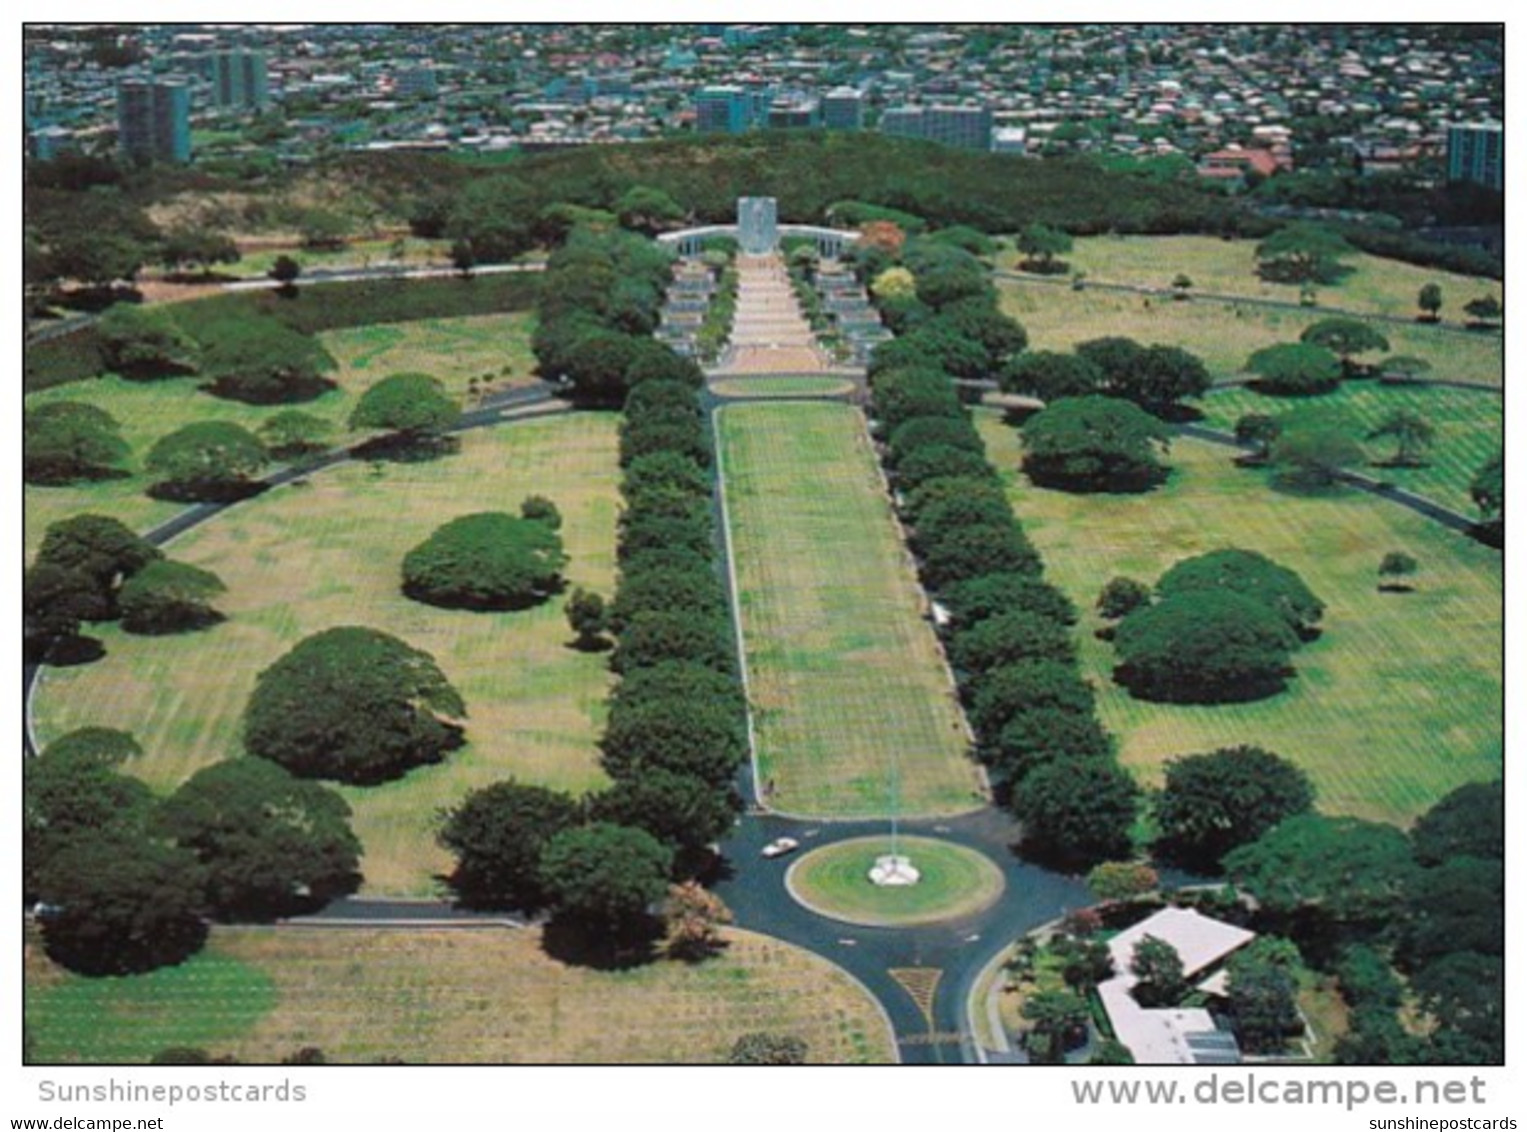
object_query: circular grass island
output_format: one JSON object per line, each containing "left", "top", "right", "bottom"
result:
{"left": 785, "top": 836, "right": 1005, "bottom": 928}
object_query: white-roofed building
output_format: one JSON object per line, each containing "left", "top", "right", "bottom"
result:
{"left": 1098, "top": 906, "right": 1256, "bottom": 1065}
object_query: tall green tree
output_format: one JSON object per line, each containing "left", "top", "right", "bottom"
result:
{"left": 1021, "top": 989, "right": 1090, "bottom": 1062}
{"left": 1155, "top": 548, "right": 1324, "bottom": 636}
{"left": 1154, "top": 746, "right": 1315, "bottom": 870}
{"left": 158, "top": 758, "right": 361, "bottom": 919}
{"left": 538, "top": 822, "right": 674, "bottom": 933}
{"left": 402, "top": 512, "right": 567, "bottom": 611}
{"left": 1020, "top": 395, "right": 1172, "bottom": 493}
{"left": 145, "top": 421, "right": 269, "bottom": 501}
{"left": 1417, "top": 282, "right": 1443, "bottom": 322}
{"left": 97, "top": 305, "right": 201, "bottom": 378}
{"left": 35, "top": 829, "right": 208, "bottom": 975}
{"left": 1223, "top": 814, "right": 1417, "bottom": 939}
{"left": 1011, "top": 760, "right": 1138, "bottom": 867}
{"left": 1130, "top": 936, "right": 1189, "bottom": 1007}
{"left": 1254, "top": 223, "right": 1354, "bottom": 284}
{"left": 1015, "top": 222, "right": 1073, "bottom": 273}
{"left": 1367, "top": 409, "right": 1435, "bottom": 467}
{"left": 1246, "top": 342, "right": 1342, "bottom": 396}
{"left": 244, "top": 627, "right": 466, "bottom": 785}
{"left": 24, "top": 402, "right": 130, "bottom": 485}
{"left": 349, "top": 373, "right": 460, "bottom": 449}
{"left": 118, "top": 560, "right": 227, "bottom": 634}
{"left": 1300, "top": 318, "right": 1390, "bottom": 376}
{"left": 438, "top": 781, "right": 581, "bottom": 910}
{"left": 1113, "top": 591, "right": 1300, "bottom": 704}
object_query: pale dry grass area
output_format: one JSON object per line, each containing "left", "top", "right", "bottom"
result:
{"left": 998, "top": 281, "right": 1503, "bottom": 388}
{"left": 26, "top": 926, "right": 895, "bottom": 1064}
{"left": 32, "top": 415, "right": 622, "bottom": 895}
{"left": 999, "top": 234, "right": 1503, "bottom": 320}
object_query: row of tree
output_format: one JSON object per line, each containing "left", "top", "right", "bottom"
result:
{"left": 437, "top": 226, "right": 741, "bottom": 953}
{"left": 861, "top": 243, "right": 1137, "bottom": 869}
{"left": 25, "top": 371, "right": 463, "bottom": 502}
{"left": 531, "top": 227, "right": 682, "bottom": 406}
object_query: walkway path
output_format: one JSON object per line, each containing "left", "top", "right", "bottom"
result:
{"left": 709, "top": 254, "right": 848, "bottom": 379}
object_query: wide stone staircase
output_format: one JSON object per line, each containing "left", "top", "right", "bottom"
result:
{"left": 711, "top": 254, "right": 835, "bottom": 375}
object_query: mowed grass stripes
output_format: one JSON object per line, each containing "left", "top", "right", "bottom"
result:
{"left": 1200, "top": 382, "right": 1502, "bottom": 517}
{"left": 718, "top": 402, "right": 983, "bottom": 818}
{"left": 978, "top": 413, "right": 1502, "bottom": 826}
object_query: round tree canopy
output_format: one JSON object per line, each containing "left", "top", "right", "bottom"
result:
{"left": 243, "top": 626, "right": 466, "bottom": 785}
{"left": 402, "top": 511, "right": 568, "bottom": 611}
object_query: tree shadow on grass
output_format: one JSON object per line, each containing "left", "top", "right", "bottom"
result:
{"left": 37, "top": 635, "right": 107, "bottom": 667}
{"left": 146, "top": 480, "right": 270, "bottom": 505}
{"left": 349, "top": 432, "right": 460, "bottom": 464}
{"left": 540, "top": 912, "right": 663, "bottom": 971}
{"left": 121, "top": 609, "right": 227, "bottom": 636}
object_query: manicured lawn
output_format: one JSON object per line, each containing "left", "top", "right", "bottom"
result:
{"left": 31, "top": 414, "right": 621, "bottom": 895}
{"left": 320, "top": 310, "right": 539, "bottom": 403}
{"left": 24, "top": 312, "right": 539, "bottom": 557}
{"left": 997, "top": 281, "right": 1504, "bottom": 388}
{"left": 787, "top": 836, "right": 1005, "bottom": 927}
{"left": 718, "top": 402, "right": 984, "bottom": 819}
{"left": 998, "top": 234, "right": 1503, "bottom": 321}
{"left": 977, "top": 413, "right": 1502, "bottom": 826}
{"left": 26, "top": 926, "right": 895, "bottom": 1064}
{"left": 24, "top": 945, "right": 278, "bottom": 1064}
{"left": 1200, "top": 382, "right": 1503, "bottom": 516}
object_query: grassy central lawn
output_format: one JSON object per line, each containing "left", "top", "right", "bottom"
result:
{"left": 25, "top": 926, "right": 895, "bottom": 1064}
{"left": 24, "top": 312, "right": 539, "bottom": 558}
{"left": 998, "top": 281, "right": 1504, "bottom": 389}
{"left": 718, "top": 402, "right": 983, "bottom": 819}
{"left": 977, "top": 413, "right": 1502, "bottom": 826}
{"left": 998, "top": 234, "right": 1504, "bottom": 321}
{"left": 1200, "top": 382, "right": 1503, "bottom": 517}
{"left": 786, "top": 836, "right": 1005, "bottom": 927}
{"left": 32, "top": 415, "right": 620, "bottom": 895}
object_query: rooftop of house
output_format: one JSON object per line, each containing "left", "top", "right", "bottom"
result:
{"left": 1098, "top": 906, "right": 1257, "bottom": 1065}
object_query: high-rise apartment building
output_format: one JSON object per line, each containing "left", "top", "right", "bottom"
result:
{"left": 878, "top": 102, "right": 992, "bottom": 151}
{"left": 209, "top": 49, "right": 269, "bottom": 110}
{"left": 878, "top": 105, "right": 925, "bottom": 141}
{"left": 694, "top": 85, "right": 753, "bottom": 133}
{"left": 822, "top": 87, "right": 864, "bottom": 130}
{"left": 1446, "top": 122, "right": 1503, "bottom": 192}
{"left": 923, "top": 103, "right": 993, "bottom": 151}
{"left": 117, "top": 79, "right": 191, "bottom": 163}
